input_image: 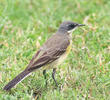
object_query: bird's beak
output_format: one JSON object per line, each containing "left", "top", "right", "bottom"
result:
{"left": 77, "top": 24, "right": 85, "bottom": 27}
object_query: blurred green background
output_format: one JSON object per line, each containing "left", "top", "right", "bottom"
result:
{"left": 0, "top": 0, "right": 110, "bottom": 100}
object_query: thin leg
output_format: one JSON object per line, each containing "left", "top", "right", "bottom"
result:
{"left": 52, "top": 68, "right": 58, "bottom": 87}
{"left": 43, "top": 70, "right": 47, "bottom": 86}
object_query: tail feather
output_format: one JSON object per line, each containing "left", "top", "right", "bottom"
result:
{"left": 3, "top": 70, "right": 31, "bottom": 91}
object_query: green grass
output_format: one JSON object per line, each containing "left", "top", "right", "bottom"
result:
{"left": 0, "top": 0, "right": 110, "bottom": 99}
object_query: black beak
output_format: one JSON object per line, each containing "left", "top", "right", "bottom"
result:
{"left": 77, "top": 24, "right": 85, "bottom": 27}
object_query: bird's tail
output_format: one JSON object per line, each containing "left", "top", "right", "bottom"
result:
{"left": 3, "top": 70, "right": 31, "bottom": 91}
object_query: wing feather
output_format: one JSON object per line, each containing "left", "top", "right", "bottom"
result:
{"left": 27, "top": 34, "right": 70, "bottom": 71}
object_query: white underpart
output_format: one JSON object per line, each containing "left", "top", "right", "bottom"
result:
{"left": 67, "top": 27, "right": 77, "bottom": 34}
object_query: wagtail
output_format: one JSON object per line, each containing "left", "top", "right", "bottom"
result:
{"left": 3, "top": 21, "right": 85, "bottom": 91}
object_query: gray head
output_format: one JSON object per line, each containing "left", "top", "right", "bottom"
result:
{"left": 58, "top": 21, "right": 85, "bottom": 34}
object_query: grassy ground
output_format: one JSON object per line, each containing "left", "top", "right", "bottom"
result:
{"left": 0, "top": 0, "right": 110, "bottom": 99}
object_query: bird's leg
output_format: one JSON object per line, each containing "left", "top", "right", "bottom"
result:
{"left": 52, "top": 68, "right": 58, "bottom": 87}
{"left": 43, "top": 70, "right": 47, "bottom": 86}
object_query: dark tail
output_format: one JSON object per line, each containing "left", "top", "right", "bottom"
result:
{"left": 3, "top": 70, "right": 31, "bottom": 91}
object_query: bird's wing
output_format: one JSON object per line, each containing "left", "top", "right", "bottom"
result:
{"left": 27, "top": 35, "right": 70, "bottom": 71}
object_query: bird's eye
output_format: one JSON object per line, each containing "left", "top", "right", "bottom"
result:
{"left": 69, "top": 24, "right": 74, "bottom": 28}
{"left": 67, "top": 24, "right": 75, "bottom": 30}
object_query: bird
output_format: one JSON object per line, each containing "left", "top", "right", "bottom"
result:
{"left": 3, "top": 21, "right": 85, "bottom": 91}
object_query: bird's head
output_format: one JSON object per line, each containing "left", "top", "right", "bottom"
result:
{"left": 58, "top": 21, "right": 85, "bottom": 34}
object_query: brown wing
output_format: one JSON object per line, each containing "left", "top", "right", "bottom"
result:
{"left": 27, "top": 34, "right": 70, "bottom": 71}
